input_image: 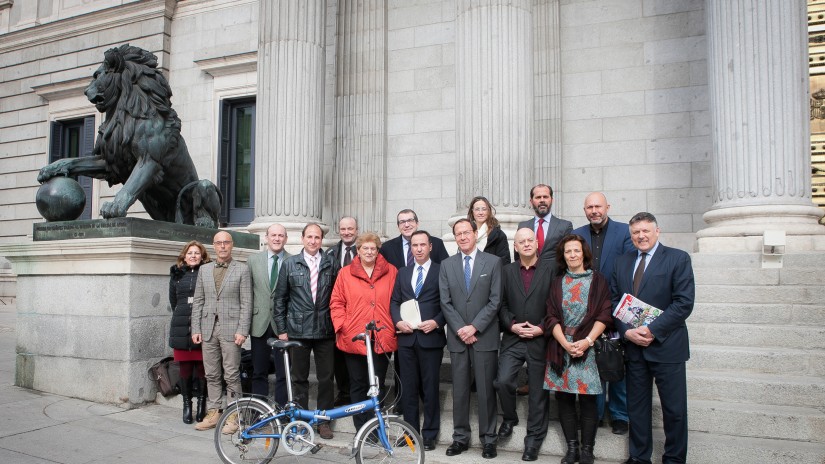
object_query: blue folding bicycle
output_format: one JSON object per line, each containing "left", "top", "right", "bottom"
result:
{"left": 214, "top": 321, "right": 424, "bottom": 463}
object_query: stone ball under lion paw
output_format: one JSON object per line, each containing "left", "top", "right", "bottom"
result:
{"left": 36, "top": 177, "right": 86, "bottom": 221}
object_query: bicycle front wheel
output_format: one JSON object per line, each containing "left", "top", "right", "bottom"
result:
{"left": 355, "top": 416, "right": 424, "bottom": 464}
{"left": 214, "top": 400, "right": 281, "bottom": 464}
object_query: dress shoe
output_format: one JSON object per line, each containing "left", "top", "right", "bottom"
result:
{"left": 482, "top": 443, "right": 497, "bottom": 459}
{"left": 423, "top": 439, "right": 436, "bottom": 451}
{"left": 317, "top": 422, "right": 334, "bottom": 439}
{"left": 612, "top": 420, "right": 629, "bottom": 435}
{"left": 445, "top": 441, "right": 468, "bottom": 456}
{"left": 498, "top": 421, "right": 517, "bottom": 438}
{"left": 521, "top": 446, "right": 539, "bottom": 461}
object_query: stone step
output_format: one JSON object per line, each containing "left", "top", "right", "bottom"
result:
{"left": 691, "top": 252, "right": 825, "bottom": 270}
{"left": 690, "top": 303, "right": 825, "bottom": 326}
{"left": 688, "top": 321, "right": 825, "bottom": 348}
{"left": 689, "top": 344, "right": 825, "bottom": 376}
{"left": 696, "top": 284, "right": 822, "bottom": 305}
{"left": 685, "top": 369, "right": 825, "bottom": 408}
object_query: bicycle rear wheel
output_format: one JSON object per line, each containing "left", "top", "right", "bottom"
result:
{"left": 355, "top": 417, "right": 424, "bottom": 464}
{"left": 214, "top": 400, "right": 281, "bottom": 464}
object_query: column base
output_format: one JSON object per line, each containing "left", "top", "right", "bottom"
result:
{"left": 697, "top": 205, "right": 825, "bottom": 252}
{"left": 441, "top": 211, "right": 532, "bottom": 255}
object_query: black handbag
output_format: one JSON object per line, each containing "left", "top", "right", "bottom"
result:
{"left": 594, "top": 335, "right": 625, "bottom": 382}
{"left": 148, "top": 356, "right": 180, "bottom": 397}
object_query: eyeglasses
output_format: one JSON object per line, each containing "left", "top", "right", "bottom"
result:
{"left": 454, "top": 231, "right": 474, "bottom": 238}
{"left": 214, "top": 241, "right": 233, "bottom": 246}
{"left": 397, "top": 218, "right": 417, "bottom": 225}
{"left": 472, "top": 207, "right": 488, "bottom": 212}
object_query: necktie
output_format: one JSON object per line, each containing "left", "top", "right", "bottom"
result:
{"left": 269, "top": 255, "right": 279, "bottom": 290}
{"left": 633, "top": 252, "right": 647, "bottom": 295}
{"left": 343, "top": 245, "right": 353, "bottom": 266}
{"left": 406, "top": 241, "right": 413, "bottom": 266}
{"left": 414, "top": 265, "right": 424, "bottom": 298}
{"left": 309, "top": 255, "right": 319, "bottom": 303}
{"left": 464, "top": 255, "right": 472, "bottom": 292}
{"left": 537, "top": 218, "right": 545, "bottom": 255}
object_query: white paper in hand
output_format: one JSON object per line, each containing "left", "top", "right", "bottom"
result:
{"left": 399, "top": 299, "right": 422, "bottom": 329}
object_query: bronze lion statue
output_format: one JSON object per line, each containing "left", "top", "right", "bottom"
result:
{"left": 37, "top": 44, "right": 221, "bottom": 228}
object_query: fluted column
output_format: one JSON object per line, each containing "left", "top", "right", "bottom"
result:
{"left": 454, "top": 0, "right": 534, "bottom": 228}
{"left": 699, "top": 0, "right": 823, "bottom": 247}
{"left": 533, "top": 0, "right": 562, "bottom": 206}
{"left": 250, "top": 0, "right": 327, "bottom": 238}
{"left": 331, "top": 0, "right": 386, "bottom": 235}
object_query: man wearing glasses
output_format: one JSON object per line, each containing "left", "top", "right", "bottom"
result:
{"left": 191, "top": 230, "right": 252, "bottom": 433}
{"left": 380, "top": 209, "right": 450, "bottom": 270}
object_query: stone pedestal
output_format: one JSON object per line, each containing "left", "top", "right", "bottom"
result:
{"left": 0, "top": 235, "right": 255, "bottom": 407}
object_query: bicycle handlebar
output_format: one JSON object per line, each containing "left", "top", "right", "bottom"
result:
{"left": 351, "top": 320, "right": 386, "bottom": 342}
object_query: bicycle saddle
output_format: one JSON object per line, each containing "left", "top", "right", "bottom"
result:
{"left": 266, "top": 338, "right": 304, "bottom": 350}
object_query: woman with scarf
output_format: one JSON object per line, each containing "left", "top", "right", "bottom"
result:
{"left": 466, "top": 195, "right": 511, "bottom": 263}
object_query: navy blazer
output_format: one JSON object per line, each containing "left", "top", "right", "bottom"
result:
{"left": 381, "top": 234, "right": 450, "bottom": 269}
{"left": 573, "top": 218, "right": 634, "bottom": 279}
{"left": 390, "top": 262, "right": 447, "bottom": 349}
{"left": 610, "top": 243, "right": 695, "bottom": 363}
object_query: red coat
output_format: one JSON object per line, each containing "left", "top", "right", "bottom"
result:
{"left": 330, "top": 254, "right": 398, "bottom": 355}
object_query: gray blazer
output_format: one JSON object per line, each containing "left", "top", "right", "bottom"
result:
{"left": 247, "top": 250, "right": 290, "bottom": 338}
{"left": 191, "top": 260, "right": 252, "bottom": 341}
{"left": 439, "top": 250, "right": 503, "bottom": 352}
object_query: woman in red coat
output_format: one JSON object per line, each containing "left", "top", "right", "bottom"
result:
{"left": 330, "top": 232, "right": 398, "bottom": 430}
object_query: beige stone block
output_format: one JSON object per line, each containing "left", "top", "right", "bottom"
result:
{"left": 388, "top": 88, "right": 442, "bottom": 113}
{"left": 388, "top": 4, "right": 444, "bottom": 29}
{"left": 603, "top": 163, "right": 693, "bottom": 190}
{"left": 389, "top": 45, "right": 443, "bottom": 71}
{"left": 602, "top": 112, "right": 690, "bottom": 141}
{"left": 647, "top": 188, "right": 713, "bottom": 215}
{"left": 391, "top": 175, "right": 443, "bottom": 199}
{"left": 642, "top": 0, "right": 704, "bottom": 16}
{"left": 690, "top": 59, "right": 708, "bottom": 85}
{"left": 441, "top": 87, "right": 455, "bottom": 109}
{"left": 415, "top": 22, "right": 454, "bottom": 47}
{"left": 645, "top": 85, "right": 708, "bottom": 114}
{"left": 562, "top": 71, "right": 601, "bottom": 96}
{"left": 441, "top": 43, "right": 455, "bottom": 66}
{"left": 389, "top": 27, "right": 416, "bottom": 50}
{"left": 387, "top": 114, "right": 415, "bottom": 136}
{"left": 561, "top": 43, "right": 644, "bottom": 73}
{"left": 560, "top": 0, "right": 642, "bottom": 27}
{"left": 644, "top": 35, "right": 706, "bottom": 65}
{"left": 562, "top": 91, "right": 645, "bottom": 120}
{"left": 654, "top": 212, "right": 695, "bottom": 233}
{"left": 388, "top": 132, "right": 442, "bottom": 156}
{"left": 690, "top": 110, "right": 710, "bottom": 136}
{"left": 414, "top": 109, "right": 454, "bottom": 132}
{"left": 562, "top": 119, "right": 603, "bottom": 144}
{"left": 3, "top": 61, "right": 39, "bottom": 82}
{"left": 646, "top": 136, "right": 710, "bottom": 164}
{"left": 561, "top": 167, "right": 604, "bottom": 193}
{"left": 415, "top": 66, "right": 455, "bottom": 90}
{"left": 388, "top": 70, "right": 415, "bottom": 92}
{"left": 601, "top": 63, "right": 690, "bottom": 93}
{"left": 691, "top": 160, "right": 712, "bottom": 188}
{"left": 560, "top": 23, "right": 602, "bottom": 50}
{"left": 387, "top": 156, "right": 415, "bottom": 179}
{"left": 441, "top": 130, "right": 455, "bottom": 152}
{"left": 564, "top": 140, "right": 646, "bottom": 168}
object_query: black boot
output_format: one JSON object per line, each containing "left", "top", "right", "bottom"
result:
{"left": 180, "top": 377, "right": 193, "bottom": 424}
{"left": 195, "top": 376, "right": 208, "bottom": 423}
{"left": 578, "top": 395, "right": 599, "bottom": 464}
{"left": 556, "top": 392, "right": 580, "bottom": 464}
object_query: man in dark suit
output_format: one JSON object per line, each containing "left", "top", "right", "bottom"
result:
{"left": 390, "top": 230, "right": 447, "bottom": 452}
{"left": 610, "top": 212, "right": 695, "bottom": 464}
{"left": 326, "top": 216, "right": 358, "bottom": 406}
{"left": 381, "top": 209, "right": 449, "bottom": 269}
{"left": 516, "top": 184, "right": 573, "bottom": 276}
{"left": 247, "top": 223, "right": 290, "bottom": 406}
{"left": 572, "top": 192, "right": 634, "bottom": 435}
{"left": 439, "top": 218, "right": 502, "bottom": 459}
{"left": 494, "top": 228, "right": 554, "bottom": 461}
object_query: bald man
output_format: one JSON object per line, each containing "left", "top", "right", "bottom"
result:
{"left": 191, "top": 230, "right": 252, "bottom": 433}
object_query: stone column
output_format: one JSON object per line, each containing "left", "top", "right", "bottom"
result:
{"left": 699, "top": 0, "right": 824, "bottom": 250}
{"left": 453, "top": 0, "right": 535, "bottom": 231}
{"left": 534, "top": 0, "right": 562, "bottom": 206}
{"left": 330, "top": 0, "right": 386, "bottom": 235}
{"left": 249, "top": 0, "right": 328, "bottom": 240}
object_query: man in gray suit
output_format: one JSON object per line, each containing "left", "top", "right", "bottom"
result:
{"left": 439, "top": 218, "right": 503, "bottom": 459}
{"left": 191, "top": 230, "right": 252, "bottom": 433}
{"left": 247, "top": 223, "right": 290, "bottom": 405}
{"left": 516, "top": 184, "right": 573, "bottom": 276}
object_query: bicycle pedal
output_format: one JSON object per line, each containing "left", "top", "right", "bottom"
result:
{"left": 310, "top": 444, "right": 323, "bottom": 454}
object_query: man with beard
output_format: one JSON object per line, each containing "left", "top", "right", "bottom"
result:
{"left": 516, "top": 184, "right": 572, "bottom": 277}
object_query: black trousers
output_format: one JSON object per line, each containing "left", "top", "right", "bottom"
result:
{"left": 290, "top": 338, "right": 335, "bottom": 410}
{"left": 334, "top": 346, "right": 350, "bottom": 400}
{"left": 397, "top": 343, "right": 442, "bottom": 441}
{"left": 494, "top": 341, "right": 548, "bottom": 447}
{"left": 250, "top": 325, "right": 288, "bottom": 406}
{"left": 345, "top": 350, "right": 390, "bottom": 430}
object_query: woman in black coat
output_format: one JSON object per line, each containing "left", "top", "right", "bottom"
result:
{"left": 169, "top": 240, "right": 210, "bottom": 424}
{"left": 467, "top": 195, "right": 511, "bottom": 264}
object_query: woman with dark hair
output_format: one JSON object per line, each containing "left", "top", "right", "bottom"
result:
{"left": 543, "top": 234, "right": 613, "bottom": 464}
{"left": 466, "top": 195, "right": 511, "bottom": 263}
{"left": 169, "top": 240, "right": 211, "bottom": 424}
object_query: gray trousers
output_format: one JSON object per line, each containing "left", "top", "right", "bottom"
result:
{"left": 450, "top": 347, "right": 498, "bottom": 445}
{"left": 202, "top": 320, "right": 242, "bottom": 410}
{"left": 494, "top": 341, "right": 549, "bottom": 447}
